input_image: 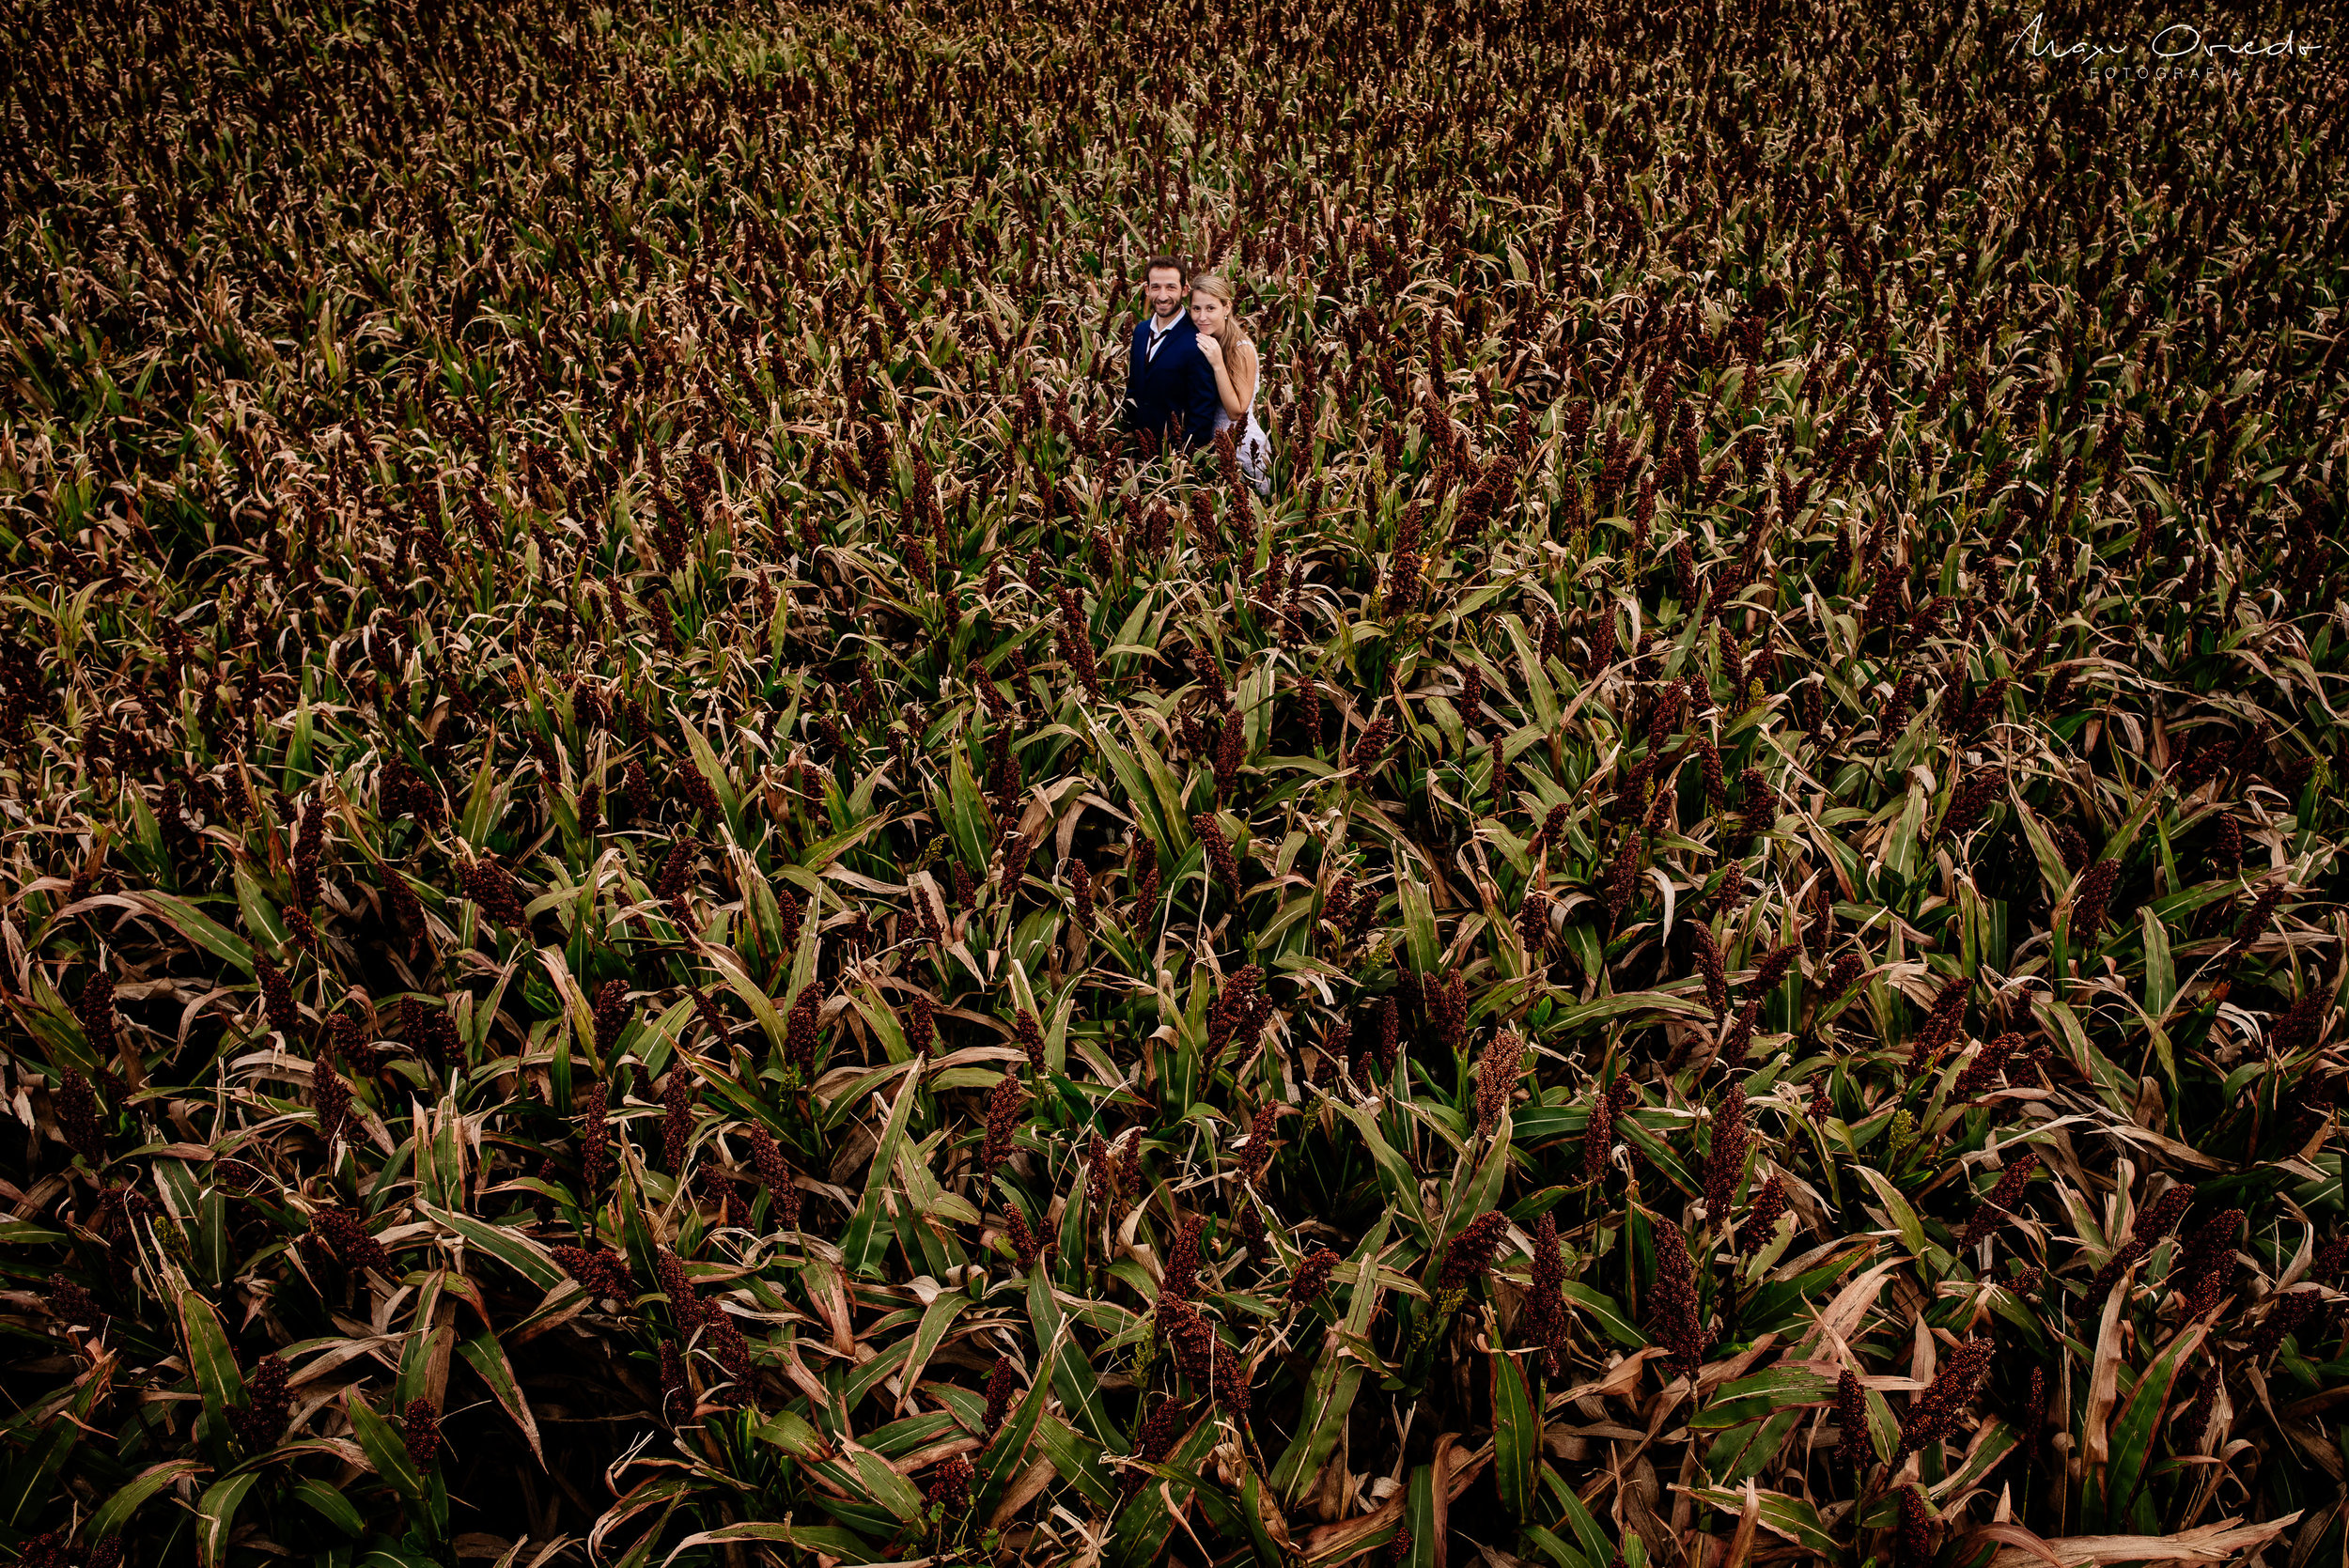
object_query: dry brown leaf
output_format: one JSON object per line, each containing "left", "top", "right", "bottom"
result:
{"left": 2080, "top": 1257, "right": 2135, "bottom": 1476}
{"left": 1981, "top": 1512, "right": 2301, "bottom": 1566}
{"left": 1796, "top": 1253, "right": 1908, "bottom": 1359}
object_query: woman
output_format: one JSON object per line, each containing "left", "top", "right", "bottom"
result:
{"left": 1187, "top": 273, "right": 1274, "bottom": 498}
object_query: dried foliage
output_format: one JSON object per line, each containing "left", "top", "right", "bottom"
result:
{"left": 2, "top": 0, "right": 2345, "bottom": 1564}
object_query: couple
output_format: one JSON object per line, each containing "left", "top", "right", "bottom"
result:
{"left": 1121, "top": 254, "right": 1274, "bottom": 498}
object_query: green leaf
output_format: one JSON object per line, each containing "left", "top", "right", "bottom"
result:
{"left": 88, "top": 1459, "right": 207, "bottom": 1541}
{"left": 1885, "top": 771, "right": 1927, "bottom": 882}
{"left": 415, "top": 1203, "right": 565, "bottom": 1292}
{"left": 898, "top": 1288, "right": 971, "bottom": 1404}
{"left": 179, "top": 1288, "right": 243, "bottom": 1432}
{"left": 1746, "top": 1245, "right": 1873, "bottom": 1333}
{"left": 973, "top": 1353, "right": 1051, "bottom": 1506}
{"left": 2140, "top": 903, "right": 2175, "bottom": 1019}
{"left": 459, "top": 730, "right": 506, "bottom": 847}
{"left": 1129, "top": 725, "right": 1193, "bottom": 858}
{"left": 756, "top": 1409, "right": 829, "bottom": 1460}
{"left": 1693, "top": 1368, "right": 1835, "bottom": 1428}
{"left": 2092, "top": 1321, "right": 2208, "bottom": 1529}
{"left": 284, "top": 690, "right": 314, "bottom": 785}
{"left": 1682, "top": 1485, "right": 1842, "bottom": 1557}
{"left": 1272, "top": 1214, "right": 1391, "bottom": 1501}
{"left": 196, "top": 1470, "right": 261, "bottom": 1568}
{"left": 1111, "top": 1407, "right": 1217, "bottom": 1568}
{"left": 393, "top": 1277, "right": 447, "bottom": 1414}
{"left": 1459, "top": 1105, "right": 1514, "bottom": 1221}
{"left": 840, "top": 1064, "right": 921, "bottom": 1277}
{"left": 848, "top": 980, "right": 910, "bottom": 1063}
{"left": 1092, "top": 722, "right": 1173, "bottom": 867}
{"left": 1240, "top": 1467, "right": 1284, "bottom": 1568}
{"left": 2032, "top": 993, "right": 2134, "bottom": 1107}
{"left": 677, "top": 720, "right": 741, "bottom": 824}
{"left": 1492, "top": 1345, "right": 1537, "bottom": 1520}
{"left": 136, "top": 892, "right": 255, "bottom": 973}
{"left": 1501, "top": 614, "right": 1560, "bottom": 730}
{"left": 293, "top": 1476, "right": 369, "bottom": 1537}
{"left": 232, "top": 860, "right": 289, "bottom": 954}
{"left": 1543, "top": 1465, "right": 1620, "bottom": 1564}
{"left": 2006, "top": 791, "right": 2072, "bottom": 908}
{"left": 701, "top": 945, "right": 790, "bottom": 1059}
{"left": 798, "top": 808, "right": 898, "bottom": 872}
{"left": 0, "top": 1421, "right": 79, "bottom": 1530}
{"left": 1526, "top": 1526, "right": 1595, "bottom": 1568}
{"left": 1557, "top": 1282, "right": 1647, "bottom": 1348}
{"left": 1031, "top": 1266, "right": 1121, "bottom": 1451}
{"left": 458, "top": 1328, "right": 545, "bottom": 1466}
{"left": 1853, "top": 1166, "right": 1927, "bottom": 1258}
{"left": 945, "top": 749, "right": 992, "bottom": 873}
{"left": 1863, "top": 1383, "right": 1901, "bottom": 1464}
{"left": 848, "top": 1447, "right": 926, "bottom": 1523}
{"left": 1936, "top": 1415, "right": 2018, "bottom": 1503}
{"left": 1332, "top": 1103, "right": 1428, "bottom": 1242}
{"left": 1034, "top": 1414, "right": 1115, "bottom": 1511}
{"left": 346, "top": 1389, "right": 428, "bottom": 1502}
{"left": 1705, "top": 1406, "right": 1803, "bottom": 1483}
{"left": 1396, "top": 867, "right": 1439, "bottom": 975}
{"left": 1553, "top": 987, "right": 1713, "bottom": 1032}
{"left": 1404, "top": 1458, "right": 1439, "bottom": 1568}
{"left": 416, "top": 1098, "right": 466, "bottom": 1212}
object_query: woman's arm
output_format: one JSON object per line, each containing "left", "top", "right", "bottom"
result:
{"left": 1233, "top": 340, "right": 1259, "bottom": 416}
{"left": 1199, "top": 335, "right": 1246, "bottom": 417}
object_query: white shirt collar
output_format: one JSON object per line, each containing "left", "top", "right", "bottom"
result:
{"left": 1148, "top": 307, "right": 1188, "bottom": 338}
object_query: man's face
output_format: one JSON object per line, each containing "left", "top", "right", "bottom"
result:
{"left": 1144, "top": 267, "right": 1185, "bottom": 320}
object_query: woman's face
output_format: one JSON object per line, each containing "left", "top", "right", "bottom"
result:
{"left": 1190, "top": 290, "right": 1227, "bottom": 337}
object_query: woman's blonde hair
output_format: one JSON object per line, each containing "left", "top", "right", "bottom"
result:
{"left": 1189, "top": 272, "right": 1252, "bottom": 361}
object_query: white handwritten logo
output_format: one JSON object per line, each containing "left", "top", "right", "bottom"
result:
{"left": 2010, "top": 11, "right": 2323, "bottom": 64}
{"left": 2008, "top": 13, "right": 2129, "bottom": 61}
{"left": 2148, "top": 22, "right": 2320, "bottom": 57}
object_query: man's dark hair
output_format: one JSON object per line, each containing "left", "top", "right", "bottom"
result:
{"left": 1143, "top": 254, "right": 1189, "bottom": 286}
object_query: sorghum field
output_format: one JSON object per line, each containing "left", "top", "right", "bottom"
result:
{"left": 5, "top": 0, "right": 2347, "bottom": 1563}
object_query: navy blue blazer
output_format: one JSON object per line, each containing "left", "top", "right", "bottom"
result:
{"left": 1123, "top": 313, "right": 1223, "bottom": 453}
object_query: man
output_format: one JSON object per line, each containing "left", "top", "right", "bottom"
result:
{"left": 1121, "top": 254, "right": 1223, "bottom": 455}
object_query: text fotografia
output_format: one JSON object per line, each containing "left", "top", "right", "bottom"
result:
{"left": 2008, "top": 13, "right": 2325, "bottom": 70}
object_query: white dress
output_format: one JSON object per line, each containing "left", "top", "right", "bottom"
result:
{"left": 1212, "top": 353, "right": 1274, "bottom": 498}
